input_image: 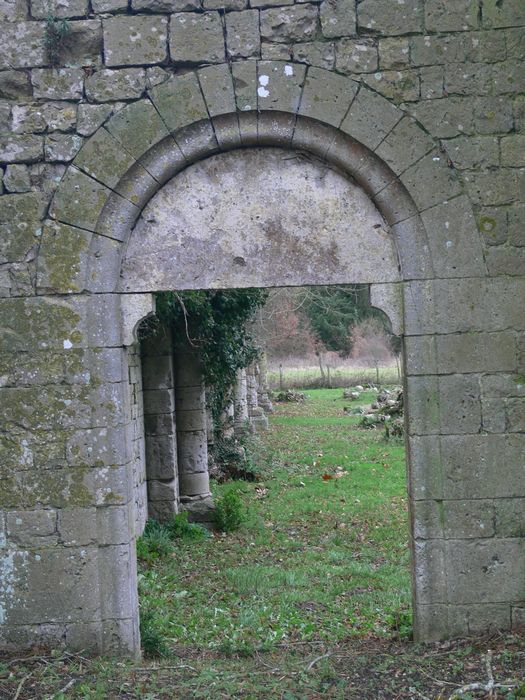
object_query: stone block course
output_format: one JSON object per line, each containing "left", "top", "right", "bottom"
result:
{"left": 293, "top": 41, "right": 334, "bottom": 70}
{"left": 379, "top": 37, "right": 409, "bottom": 70}
{"left": 425, "top": 0, "right": 479, "bottom": 32}
{"left": 0, "top": 134, "right": 42, "bottom": 162}
{"left": 485, "top": 247, "right": 525, "bottom": 277}
{"left": 0, "top": 0, "right": 27, "bottom": 20}
{"left": 408, "top": 97, "right": 474, "bottom": 139}
{"left": 420, "top": 196, "right": 486, "bottom": 277}
{"left": 31, "top": 68, "right": 84, "bottom": 100}
{"left": 250, "top": 0, "right": 292, "bottom": 5}
{"left": 170, "top": 12, "right": 225, "bottom": 64}
{"left": 61, "top": 20, "right": 103, "bottom": 68}
{"left": 31, "top": 0, "right": 88, "bottom": 19}
{"left": 446, "top": 539, "right": 525, "bottom": 604}
{"left": 10, "top": 102, "right": 75, "bottom": 134}
{"left": 481, "top": 0, "right": 525, "bottom": 29}
{"left": 103, "top": 16, "right": 168, "bottom": 67}
{"left": 0, "top": 70, "right": 32, "bottom": 100}
{"left": 85, "top": 68, "right": 146, "bottom": 102}
{"left": 335, "top": 39, "right": 378, "bottom": 75}
{"left": 261, "top": 42, "right": 292, "bottom": 61}
{"left": 437, "top": 331, "right": 517, "bottom": 374}
{"left": 475, "top": 95, "right": 513, "bottom": 134}
{"left": 226, "top": 9, "right": 260, "bottom": 59}
{"left": 44, "top": 133, "right": 83, "bottom": 162}
{"left": 320, "top": 0, "right": 356, "bottom": 39}
{"left": 3, "top": 163, "right": 31, "bottom": 192}
{"left": 363, "top": 69, "right": 420, "bottom": 104}
{"left": 0, "top": 21, "right": 46, "bottom": 69}
{"left": 358, "top": 0, "right": 424, "bottom": 35}
{"left": 260, "top": 3, "right": 318, "bottom": 43}
{"left": 446, "top": 136, "right": 499, "bottom": 170}
{"left": 419, "top": 65, "right": 444, "bottom": 100}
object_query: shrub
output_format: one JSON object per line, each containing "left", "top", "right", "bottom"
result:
{"left": 140, "top": 610, "right": 169, "bottom": 657}
{"left": 214, "top": 488, "right": 245, "bottom": 532}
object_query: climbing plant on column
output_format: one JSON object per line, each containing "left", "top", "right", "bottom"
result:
{"left": 153, "top": 288, "right": 268, "bottom": 424}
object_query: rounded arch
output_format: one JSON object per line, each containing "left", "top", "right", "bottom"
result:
{"left": 38, "top": 64, "right": 486, "bottom": 297}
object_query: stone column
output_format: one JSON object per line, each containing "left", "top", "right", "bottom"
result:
{"left": 233, "top": 368, "right": 250, "bottom": 435}
{"left": 174, "top": 341, "right": 213, "bottom": 522}
{"left": 141, "top": 326, "right": 179, "bottom": 523}
{"left": 257, "top": 352, "right": 274, "bottom": 414}
{"left": 219, "top": 391, "right": 235, "bottom": 440}
{"left": 246, "top": 363, "right": 268, "bottom": 431}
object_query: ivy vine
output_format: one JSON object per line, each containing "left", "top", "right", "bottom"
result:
{"left": 153, "top": 288, "right": 268, "bottom": 425}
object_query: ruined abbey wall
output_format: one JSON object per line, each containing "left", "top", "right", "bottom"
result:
{"left": 0, "top": 0, "right": 524, "bottom": 656}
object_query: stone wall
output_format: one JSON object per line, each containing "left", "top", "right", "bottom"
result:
{"left": 0, "top": 0, "right": 524, "bottom": 657}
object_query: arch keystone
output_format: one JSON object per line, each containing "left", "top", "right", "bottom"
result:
{"left": 256, "top": 60, "right": 306, "bottom": 113}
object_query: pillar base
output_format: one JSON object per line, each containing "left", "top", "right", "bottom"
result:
{"left": 180, "top": 494, "right": 215, "bottom": 525}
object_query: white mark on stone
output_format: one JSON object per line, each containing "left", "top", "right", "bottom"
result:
{"left": 259, "top": 74, "right": 269, "bottom": 86}
{"left": 243, "top": 105, "right": 252, "bottom": 111}
{"left": 258, "top": 86, "right": 270, "bottom": 98}
{"left": 432, "top": 156, "right": 440, "bottom": 162}
{"left": 284, "top": 65, "right": 294, "bottom": 76}
{"left": 445, "top": 221, "right": 450, "bottom": 229}
{"left": 374, "top": 72, "right": 382, "bottom": 81}
{"left": 446, "top": 241, "right": 453, "bottom": 248}
{"left": 63, "top": 339, "right": 73, "bottom": 349}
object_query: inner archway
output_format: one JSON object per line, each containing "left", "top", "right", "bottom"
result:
{"left": 120, "top": 141, "right": 414, "bottom": 647}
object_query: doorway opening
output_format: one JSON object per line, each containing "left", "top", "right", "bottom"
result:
{"left": 129, "top": 282, "right": 411, "bottom": 656}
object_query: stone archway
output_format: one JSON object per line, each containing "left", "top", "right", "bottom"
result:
{"left": 3, "top": 64, "right": 523, "bottom": 657}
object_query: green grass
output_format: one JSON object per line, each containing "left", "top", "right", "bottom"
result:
{"left": 138, "top": 388, "right": 411, "bottom": 656}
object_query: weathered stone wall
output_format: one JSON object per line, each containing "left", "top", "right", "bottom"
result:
{"left": 0, "top": 0, "right": 524, "bottom": 657}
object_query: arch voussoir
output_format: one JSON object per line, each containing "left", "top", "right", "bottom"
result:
{"left": 339, "top": 85, "right": 403, "bottom": 151}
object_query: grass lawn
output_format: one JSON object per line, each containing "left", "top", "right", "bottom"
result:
{"left": 139, "top": 388, "right": 411, "bottom": 655}
{"left": 2, "top": 389, "right": 524, "bottom": 699}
